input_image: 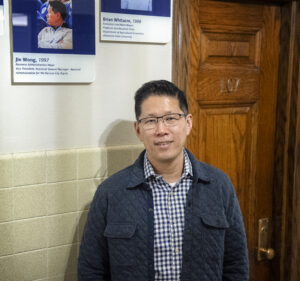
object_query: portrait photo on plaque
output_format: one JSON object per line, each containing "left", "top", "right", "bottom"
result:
{"left": 121, "top": 0, "right": 153, "bottom": 12}
{"left": 11, "top": 0, "right": 95, "bottom": 83}
{"left": 37, "top": 0, "right": 73, "bottom": 49}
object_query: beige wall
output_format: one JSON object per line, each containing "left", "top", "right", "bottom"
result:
{"left": 0, "top": 144, "right": 144, "bottom": 281}
{"left": 0, "top": 0, "right": 172, "bottom": 154}
{"left": 0, "top": 0, "right": 171, "bottom": 279}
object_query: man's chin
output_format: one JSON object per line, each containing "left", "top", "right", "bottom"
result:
{"left": 154, "top": 152, "right": 178, "bottom": 164}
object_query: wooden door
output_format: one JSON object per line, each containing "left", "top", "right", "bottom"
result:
{"left": 173, "top": 1, "right": 280, "bottom": 280}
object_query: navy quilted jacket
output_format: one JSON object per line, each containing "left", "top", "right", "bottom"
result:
{"left": 78, "top": 150, "right": 249, "bottom": 281}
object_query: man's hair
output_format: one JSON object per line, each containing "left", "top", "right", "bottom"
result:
{"left": 134, "top": 80, "right": 189, "bottom": 120}
{"left": 49, "top": 1, "right": 67, "bottom": 21}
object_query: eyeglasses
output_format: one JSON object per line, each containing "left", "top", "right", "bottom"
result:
{"left": 138, "top": 113, "right": 186, "bottom": 130}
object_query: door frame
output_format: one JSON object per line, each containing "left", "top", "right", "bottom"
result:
{"left": 272, "top": 2, "right": 300, "bottom": 281}
{"left": 172, "top": 0, "right": 300, "bottom": 280}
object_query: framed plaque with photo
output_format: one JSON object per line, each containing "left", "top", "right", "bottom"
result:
{"left": 11, "top": 0, "right": 95, "bottom": 83}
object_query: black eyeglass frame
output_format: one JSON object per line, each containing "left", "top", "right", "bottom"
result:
{"left": 137, "top": 113, "right": 187, "bottom": 127}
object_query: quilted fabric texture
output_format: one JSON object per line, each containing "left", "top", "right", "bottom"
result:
{"left": 78, "top": 150, "right": 249, "bottom": 281}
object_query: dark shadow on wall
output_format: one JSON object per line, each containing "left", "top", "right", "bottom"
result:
{"left": 65, "top": 120, "right": 142, "bottom": 280}
{"left": 98, "top": 119, "right": 139, "bottom": 146}
{"left": 98, "top": 119, "right": 143, "bottom": 178}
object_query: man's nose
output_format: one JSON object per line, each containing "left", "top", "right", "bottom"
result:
{"left": 155, "top": 118, "right": 167, "bottom": 134}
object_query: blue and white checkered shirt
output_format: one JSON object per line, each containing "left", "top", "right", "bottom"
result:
{"left": 144, "top": 150, "right": 193, "bottom": 281}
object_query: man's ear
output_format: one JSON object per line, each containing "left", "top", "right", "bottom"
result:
{"left": 134, "top": 121, "right": 141, "bottom": 139}
{"left": 186, "top": 114, "right": 193, "bottom": 135}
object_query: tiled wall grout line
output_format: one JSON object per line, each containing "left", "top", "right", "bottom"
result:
{"left": 11, "top": 153, "right": 17, "bottom": 281}
{"left": 0, "top": 145, "right": 145, "bottom": 281}
{"left": 0, "top": 242, "right": 80, "bottom": 259}
{"left": 0, "top": 210, "right": 83, "bottom": 224}
{"left": 11, "top": 153, "right": 15, "bottom": 188}
{"left": 43, "top": 151, "right": 47, "bottom": 186}
{"left": 44, "top": 150, "right": 49, "bottom": 280}
{"left": 76, "top": 149, "right": 80, "bottom": 245}
{"left": 45, "top": 150, "right": 48, "bottom": 186}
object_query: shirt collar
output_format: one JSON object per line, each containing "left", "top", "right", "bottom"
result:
{"left": 144, "top": 149, "right": 193, "bottom": 181}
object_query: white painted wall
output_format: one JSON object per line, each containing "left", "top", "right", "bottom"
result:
{"left": 0, "top": 0, "right": 172, "bottom": 154}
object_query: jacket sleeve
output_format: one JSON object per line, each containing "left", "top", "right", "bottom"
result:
{"left": 78, "top": 186, "right": 111, "bottom": 281}
{"left": 222, "top": 182, "right": 249, "bottom": 281}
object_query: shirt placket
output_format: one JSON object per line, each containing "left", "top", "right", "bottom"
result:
{"left": 167, "top": 185, "right": 179, "bottom": 281}
{"left": 145, "top": 151, "right": 192, "bottom": 281}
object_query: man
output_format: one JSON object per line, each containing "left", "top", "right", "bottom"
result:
{"left": 38, "top": 1, "right": 72, "bottom": 49}
{"left": 37, "top": 0, "right": 72, "bottom": 30}
{"left": 78, "top": 80, "right": 249, "bottom": 281}
{"left": 121, "top": 0, "right": 152, "bottom": 12}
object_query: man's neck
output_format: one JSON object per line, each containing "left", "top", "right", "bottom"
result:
{"left": 51, "top": 24, "right": 62, "bottom": 30}
{"left": 52, "top": 19, "right": 64, "bottom": 29}
{"left": 148, "top": 151, "right": 184, "bottom": 183}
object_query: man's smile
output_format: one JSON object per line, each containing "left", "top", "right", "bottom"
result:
{"left": 154, "top": 141, "right": 173, "bottom": 147}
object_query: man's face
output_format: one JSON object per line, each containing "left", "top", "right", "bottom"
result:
{"left": 134, "top": 95, "right": 192, "bottom": 166}
{"left": 46, "top": 7, "right": 62, "bottom": 27}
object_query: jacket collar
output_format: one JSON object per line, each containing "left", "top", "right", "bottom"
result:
{"left": 185, "top": 149, "right": 210, "bottom": 183}
{"left": 127, "top": 150, "right": 147, "bottom": 189}
{"left": 127, "top": 149, "right": 210, "bottom": 189}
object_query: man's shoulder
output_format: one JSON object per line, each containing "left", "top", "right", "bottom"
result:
{"left": 187, "top": 149, "right": 233, "bottom": 186}
{"left": 57, "top": 25, "right": 71, "bottom": 32}
{"left": 187, "top": 151, "right": 236, "bottom": 213}
{"left": 98, "top": 151, "right": 145, "bottom": 193}
{"left": 102, "top": 165, "right": 135, "bottom": 187}
{"left": 40, "top": 26, "right": 52, "bottom": 32}
{"left": 38, "top": 26, "right": 52, "bottom": 37}
{"left": 197, "top": 160, "right": 230, "bottom": 181}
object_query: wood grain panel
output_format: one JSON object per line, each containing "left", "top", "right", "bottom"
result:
{"left": 272, "top": 3, "right": 300, "bottom": 281}
{"left": 198, "top": 104, "right": 257, "bottom": 237}
{"left": 291, "top": 64, "right": 300, "bottom": 281}
{"left": 172, "top": 0, "right": 193, "bottom": 92}
{"left": 197, "top": 68, "right": 259, "bottom": 102}
{"left": 198, "top": 1, "right": 264, "bottom": 27}
{"left": 173, "top": 1, "right": 281, "bottom": 280}
{"left": 197, "top": 24, "right": 262, "bottom": 102}
{"left": 200, "top": 26, "right": 261, "bottom": 66}
{"left": 289, "top": 4, "right": 300, "bottom": 281}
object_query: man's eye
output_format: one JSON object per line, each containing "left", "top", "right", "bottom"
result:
{"left": 145, "top": 119, "right": 156, "bottom": 124}
{"left": 165, "top": 116, "right": 176, "bottom": 121}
